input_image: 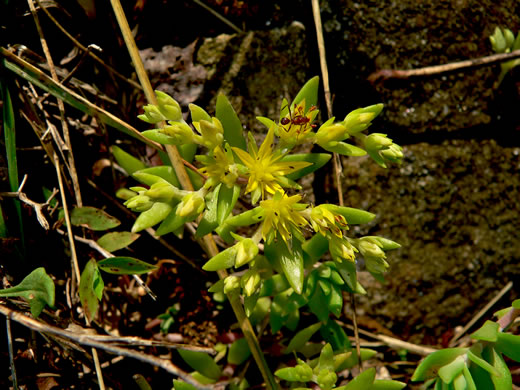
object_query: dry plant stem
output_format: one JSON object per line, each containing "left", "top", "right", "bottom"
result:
{"left": 311, "top": 0, "right": 362, "bottom": 369}
{"left": 449, "top": 281, "right": 513, "bottom": 346}
{"left": 368, "top": 49, "right": 520, "bottom": 82}
{"left": 0, "top": 304, "right": 217, "bottom": 390}
{"left": 109, "top": 1, "right": 277, "bottom": 388}
{"left": 52, "top": 153, "right": 106, "bottom": 389}
{"left": 27, "top": 0, "right": 83, "bottom": 207}
{"left": 33, "top": 0, "right": 142, "bottom": 91}
{"left": 6, "top": 318, "right": 18, "bottom": 390}
{"left": 192, "top": 0, "right": 243, "bottom": 34}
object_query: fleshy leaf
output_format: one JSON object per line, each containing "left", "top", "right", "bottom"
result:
{"left": 0, "top": 267, "right": 55, "bottom": 317}
{"left": 97, "top": 257, "right": 157, "bottom": 274}
{"left": 195, "top": 185, "right": 220, "bottom": 237}
{"left": 112, "top": 145, "right": 147, "bottom": 175}
{"left": 173, "top": 380, "right": 197, "bottom": 390}
{"left": 97, "top": 231, "right": 140, "bottom": 252}
{"left": 156, "top": 205, "right": 189, "bottom": 236}
{"left": 489, "top": 347, "right": 513, "bottom": 390}
{"left": 326, "top": 205, "right": 375, "bottom": 224}
{"left": 71, "top": 207, "right": 121, "bottom": 231}
{"left": 291, "top": 76, "right": 319, "bottom": 110}
{"left": 215, "top": 94, "right": 246, "bottom": 150}
{"left": 335, "top": 367, "right": 376, "bottom": 390}
{"left": 284, "top": 322, "right": 322, "bottom": 354}
{"left": 79, "top": 259, "right": 100, "bottom": 322}
{"left": 470, "top": 320, "right": 499, "bottom": 342}
{"left": 323, "top": 142, "right": 366, "bottom": 156}
{"left": 303, "top": 234, "right": 329, "bottom": 262}
{"left": 281, "top": 153, "right": 332, "bottom": 180}
{"left": 370, "top": 380, "right": 407, "bottom": 390}
{"left": 202, "top": 246, "right": 237, "bottom": 271}
{"left": 495, "top": 332, "right": 520, "bottom": 361}
{"left": 264, "top": 238, "right": 304, "bottom": 294}
{"left": 438, "top": 356, "right": 465, "bottom": 384}
{"left": 217, "top": 184, "right": 241, "bottom": 225}
{"left": 320, "top": 317, "right": 352, "bottom": 352}
{"left": 135, "top": 166, "right": 180, "bottom": 187}
{"left": 228, "top": 337, "right": 251, "bottom": 365}
{"left": 133, "top": 202, "right": 173, "bottom": 233}
{"left": 177, "top": 349, "right": 222, "bottom": 380}
{"left": 412, "top": 348, "right": 468, "bottom": 381}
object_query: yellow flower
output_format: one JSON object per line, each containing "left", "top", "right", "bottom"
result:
{"left": 232, "top": 126, "right": 311, "bottom": 203}
{"left": 197, "top": 145, "right": 240, "bottom": 188}
{"left": 309, "top": 205, "right": 348, "bottom": 238}
{"left": 259, "top": 192, "right": 309, "bottom": 244}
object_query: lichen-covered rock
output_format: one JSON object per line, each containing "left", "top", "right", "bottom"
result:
{"left": 341, "top": 139, "right": 520, "bottom": 344}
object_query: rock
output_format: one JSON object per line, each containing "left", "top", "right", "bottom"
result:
{"left": 341, "top": 139, "right": 520, "bottom": 343}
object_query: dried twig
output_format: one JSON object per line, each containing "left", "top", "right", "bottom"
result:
{"left": 191, "top": 0, "right": 243, "bottom": 34}
{"left": 0, "top": 304, "right": 217, "bottom": 389}
{"left": 368, "top": 49, "right": 520, "bottom": 82}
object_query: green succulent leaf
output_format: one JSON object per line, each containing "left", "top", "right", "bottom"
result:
{"left": 97, "top": 231, "right": 140, "bottom": 252}
{"left": 467, "top": 347, "right": 499, "bottom": 377}
{"left": 412, "top": 348, "right": 468, "bottom": 381}
{"left": 284, "top": 322, "right": 322, "bottom": 354}
{"left": 177, "top": 349, "right": 222, "bottom": 380}
{"left": 320, "top": 317, "right": 352, "bottom": 352}
{"left": 141, "top": 129, "right": 180, "bottom": 145}
{"left": 79, "top": 259, "right": 101, "bottom": 322}
{"left": 282, "top": 153, "right": 332, "bottom": 180}
{"left": 155, "top": 206, "right": 189, "bottom": 236}
{"left": 71, "top": 206, "right": 121, "bottom": 231}
{"left": 172, "top": 380, "right": 197, "bottom": 390}
{"left": 112, "top": 145, "right": 147, "bottom": 175}
{"left": 215, "top": 94, "right": 246, "bottom": 150}
{"left": 265, "top": 238, "right": 304, "bottom": 294}
{"left": 438, "top": 356, "right": 465, "bottom": 384}
{"left": 133, "top": 202, "right": 173, "bottom": 233}
{"left": 461, "top": 365, "right": 477, "bottom": 390}
{"left": 470, "top": 320, "right": 499, "bottom": 342}
{"left": 323, "top": 141, "right": 366, "bottom": 156}
{"left": 228, "top": 337, "right": 251, "bottom": 365}
{"left": 336, "top": 348, "right": 377, "bottom": 372}
{"left": 195, "top": 185, "right": 220, "bottom": 237}
{"left": 97, "top": 257, "right": 157, "bottom": 275}
{"left": 326, "top": 205, "right": 376, "bottom": 225}
{"left": 217, "top": 184, "right": 241, "bottom": 225}
{"left": 202, "top": 246, "right": 237, "bottom": 271}
{"left": 488, "top": 347, "right": 512, "bottom": 390}
{"left": 336, "top": 367, "right": 376, "bottom": 390}
{"left": 495, "top": 332, "right": 520, "bottom": 362}
{"left": 291, "top": 75, "right": 319, "bottom": 110}
{"left": 370, "top": 380, "right": 407, "bottom": 390}
{"left": 134, "top": 166, "right": 181, "bottom": 187}
{"left": 0, "top": 267, "right": 55, "bottom": 317}
{"left": 303, "top": 234, "right": 329, "bottom": 262}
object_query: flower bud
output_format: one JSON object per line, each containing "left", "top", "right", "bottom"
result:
{"left": 343, "top": 103, "right": 383, "bottom": 135}
{"left": 380, "top": 143, "right": 404, "bottom": 164}
{"left": 490, "top": 27, "right": 507, "bottom": 53}
{"left": 176, "top": 191, "right": 205, "bottom": 218}
{"left": 124, "top": 194, "right": 153, "bottom": 212}
{"left": 197, "top": 118, "right": 224, "bottom": 149}
{"left": 315, "top": 121, "right": 348, "bottom": 145}
{"left": 223, "top": 275, "right": 240, "bottom": 294}
{"left": 317, "top": 369, "right": 337, "bottom": 390}
{"left": 138, "top": 104, "right": 166, "bottom": 124}
{"left": 365, "top": 256, "right": 390, "bottom": 274}
{"left": 329, "top": 236, "right": 357, "bottom": 263}
{"left": 364, "top": 133, "right": 393, "bottom": 152}
{"left": 358, "top": 237, "right": 386, "bottom": 258}
{"left": 364, "top": 133, "right": 402, "bottom": 167}
{"left": 145, "top": 182, "right": 181, "bottom": 202}
{"left": 241, "top": 269, "right": 261, "bottom": 296}
{"left": 235, "top": 238, "right": 259, "bottom": 268}
{"left": 160, "top": 122, "right": 194, "bottom": 144}
{"left": 155, "top": 91, "right": 182, "bottom": 122}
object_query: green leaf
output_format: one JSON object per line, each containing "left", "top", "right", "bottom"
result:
{"left": 189, "top": 103, "right": 211, "bottom": 122}
{"left": 134, "top": 166, "right": 180, "bottom": 187}
{"left": 0, "top": 267, "right": 55, "bottom": 317}
{"left": 97, "top": 231, "right": 140, "bottom": 252}
{"left": 291, "top": 76, "right": 319, "bottom": 110}
{"left": 284, "top": 322, "right": 322, "bottom": 354}
{"left": 326, "top": 205, "right": 375, "bottom": 224}
{"left": 228, "top": 337, "right": 251, "bottom": 365}
{"left": 336, "top": 348, "right": 377, "bottom": 371}
{"left": 323, "top": 141, "right": 366, "bottom": 156}
{"left": 512, "top": 299, "right": 520, "bottom": 309}
{"left": 256, "top": 116, "right": 275, "bottom": 129}
{"left": 470, "top": 320, "right": 499, "bottom": 342}
{"left": 264, "top": 238, "right": 304, "bottom": 294}
{"left": 320, "top": 317, "right": 352, "bottom": 352}
{"left": 489, "top": 348, "right": 512, "bottom": 390}
{"left": 215, "top": 94, "right": 246, "bottom": 150}
{"left": 172, "top": 380, "right": 197, "bottom": 390}
{"left": 217, "top": 184, "right": 241, "bottom": 225}
{"left": 141, "top": 129, "right": 180, "bottom": 145}
{"left": 177, "top": 349, "right": 222, "bottom": 380}
{"left": 438, "top": 356, "right": 465, "bottom": 384}
{"left": 468, "top": 351, "right": 495, "bottom": 390}
{"left": 133, "top": 202, "right": 173, "bottom": 233}
{"left": 1, "top": 78, "right": 24, "bottom": 248}
{"left": 370, "top": 380, "right": 407, "bottom": 390}
{"left": 282, "top": 153, "right": 332, "bottom": 180}
{"left": 248, "top": 296, "right": 271, "bottom": 326}
{"left": 155, "top": 205, "right": 189, "bottom": 236}
{"left": 202, "top": 246, "right": 237, "bottom": 271}
{"left": 412, "top": 348, "right": 468, "bottom": 381}
{"left": 461, "top": 365, "right": 477, "bottom": 390}
{"left": 195, "top": 185, "right": 220, "bottom": 238}
{"left": 79, "top": 259, "right": 100, "bottom": 322}
{"left": 303, "top": 234, "right": 329, "bottom": 262}
{"left": 335, "top": 260, "right": 358, "bottom": 292}
{"left": 495, "top": 332, "right": 520, "bottom": 361}
{"left": 112, "top": 145, "right": 147, "bottom": 175}
{"left": 327, "top": 284, "right": 343, "bottom": 317}
{"left": 318, "top": 343, "right": 335, "bottom": 372}
{"left": 336, "top": 367, "right": 376, "bottom": 390}
{"left": 467, "top": 347, "right": 499, "bottom": 377}
{"left": 98, "top": 257, "right": 157, "bottom": 274}
{"left": 71, "top": 207, "right": 121, "bottom": 231}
